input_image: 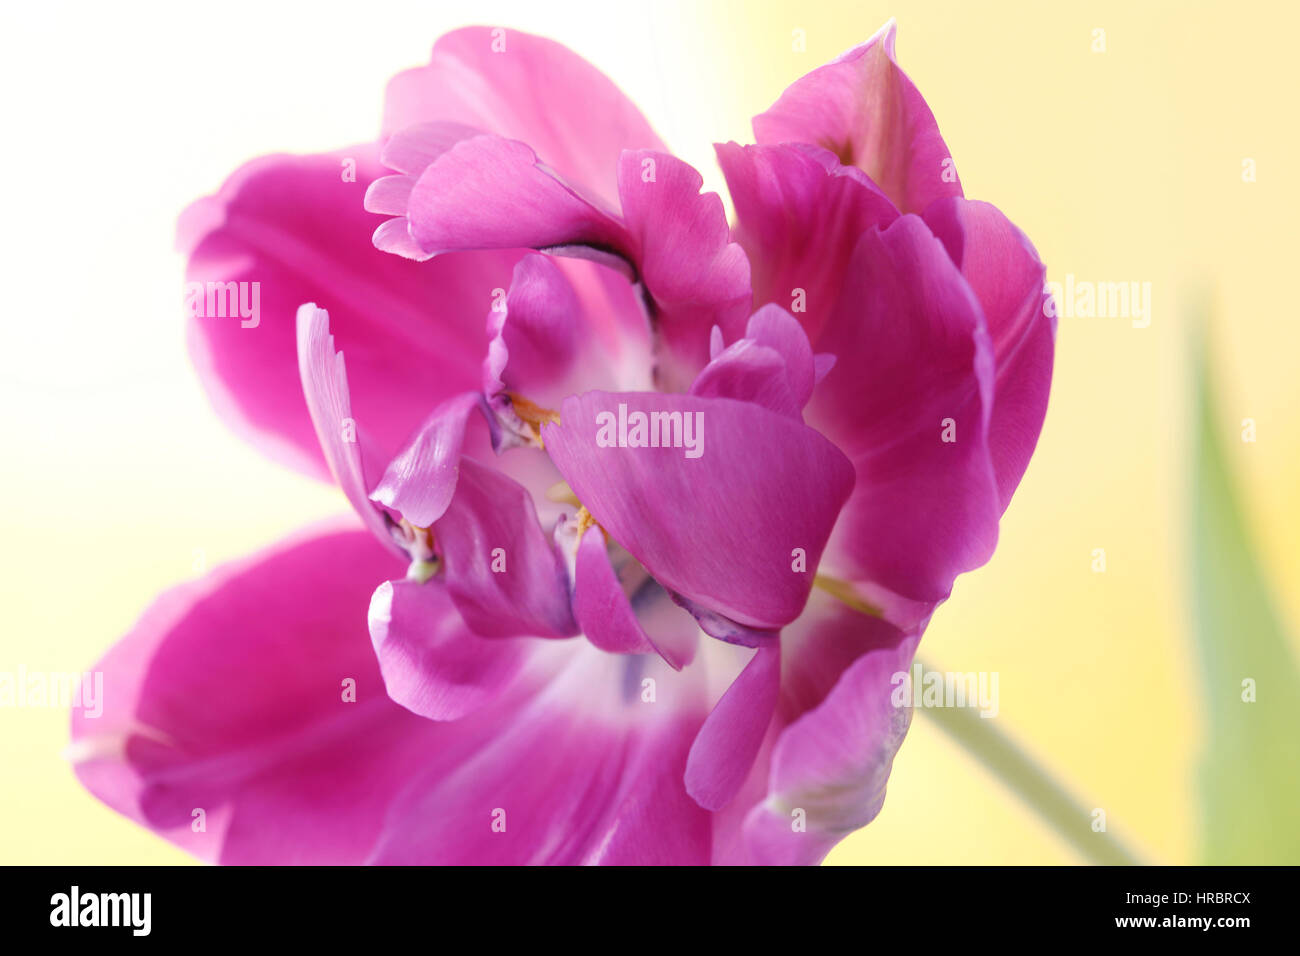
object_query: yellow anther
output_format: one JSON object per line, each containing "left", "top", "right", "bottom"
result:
{"left": 546, "top": 481, "right": 582, "bottom": 506}
{"left": 507, "top": 392, "right": 561, "bottom": 429}
{"left": 813, "top": 573, "right": 884, "bottom": 618}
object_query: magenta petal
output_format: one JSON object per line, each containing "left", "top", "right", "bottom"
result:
{"left": 482, "top": 254, "right": 625, "bottom": 452}
{"left": 585, "top": 727, "right": 711, "bottom": 864}
{"left": 542, "top": 391, "right": 854, "bottom": 629}
{"left": 405, "top": 134, "right": 628, "bottom": 257}
{"left": 389, "top": 138, "right": 745, "bottom": 393}
{"left": 744, "top": 304, "right": 819, "bottom": 405}
{"left": 572, "top": 528, "right": 695, "bottom": 669}
{"left": 179, "top": 147, "right": 516, "bottom": 478}
{"left": 685, "top": 644, "right": 781, "bottom": 810}
{"left": 690, "top": 305, "right": 818, "bottom": 419}
{"left": 483, "top": 255, "right": 580, "bottom": 401}
{"left": 483, "top": 255, "right": 650, "bottom": 421}
{"left": 368, "top": 577, "right": 528, "bottom": 720}
{"left": 744, "top": 617, "right": 917, "bottom": 865}
{"left": 573, "top": 528, "right": 658, "bottom": 656}
{"left": 370, "top": 215, "right": 434, "bottom": 261}
{"left": 382, "top": 27, "right": 666, "bottom": 212}
{"left": 778, "top": 590, "right": 925, "bottom": 725}
{"left": 362, "top": 174, "right": 414, "bottom": 216}
{"left": 669, "top": 591, "right": 781, "bottom": 647}
{"left": 435, "top": 457, "right": 578, "bottom": 638}
{"left": 72, "top": 526, "right": 713, "bottom": 865}
{"left": 922, "top": 198, "right": 1056, "bottom": 511}
{"left": 690, "top": 342, "right": 801, "bottom": 419}
{"left": 616, "top": 150, "right": 752, "bottom": 386}
{"left": 630, "top": 582, "right": 700, "bottom": 669}
{"left": 752, "top": 21, "right": 962, "bottom": 215}
{"left": 811, "top": 216, "right": 1000, "bottom": 606}
{"left": 69, "top": 526, "right": 439, "bottom": 865}
{"left": 375, "top": 120, "right": 483, "bottom": 178}
{"left": 369, "top": 391, "right": 482, "bottom": 528}
{"left": 367, "top": 648, "right": 711, "bottom": 865}
{"left": 716, "top": 142, "right": 898, "bottom": 342}
{"left": 296, "top": 304, "right": 399, "bottom": 554}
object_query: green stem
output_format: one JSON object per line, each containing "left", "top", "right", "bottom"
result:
{"left": 913, "top": 656, "right": 1145, "bottom": 865}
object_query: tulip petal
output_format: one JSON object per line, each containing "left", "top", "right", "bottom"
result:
{"left": 669, "top": 591, "right": 782, "bottom": 648}
{"left": 69, "top": 526, "right": 440, "bottom": 865}
{"left": 389, "top": 139, "right": 746, "bottom": 393}
{"left": 483, "top": 255, "right": 584, "bottom": 450}
{"left": 573, "top": 528, "right": 659, "bottom": 656}
{"left": 923, "top": 198, "right": 1056, "bottom": 511}
{"left": 376, "top": 120, "right": 483, "bottom": 178}
{"left": 630, "top": 580, "right": 701, "bottom": 670}
{"left": 716, "top": 142, "right": 898, "bottom": 342}
{"left": 364, "top": 123, "right": 487, "bottom": 262}
{"left": 743, "top": 304, "right": 820, "bottom": 406}
{"left": 368, "top": 577, "right": 529, "bottom": 720}
{"left": 572, "top": 527, "right": 697, "bottom": 669}
{"left": 811, "top": 215, "right": 999, "bottom": 609}
{"left": 685, "top": 644, "right": 782, "bottom": 810}
{"left": 435, "top": 457, "right": 578, "bottom": 638}
{"left": 690, "top": 305, "right": 818, "bottom": 419}
{"left": 482, "top": 254, "right": 654, "bottom": 455}
{"left": 689, "top": 342, "right": 800, "bottom": 419}
{"left": 369, "top": 391, "right": 483, "bottom": 528}
{"left": 362, "top": 174, "right": 414, "bottom": 216}
{"left": 382, "top": 27, "right": 666, "bottom": 212}
{"left": 296, "top": 304, "right": 399, "bottom": 554}
{"left": 368, "top": 647, "right": 711, "bottom": 865}
{"left": 743, "top": 614, "right": 917, "bottom": 865}
{"left": 484, "top": 254, "right": 650, "bottom": 406}
{"left": 777, "top": 589, "right": 928, "bottom": 725}
{"left": 483, "top": 255, "right": 581, "bottom": 400}
{"left": 542, "top": 391, "right": 855, "bottom": 629}
{"left": 617, "top": 150, "right": 752, "bottom": 386}
{"left": 72, "top": 525, "right": 714, "bottom": 865}
{"left": 179, "top": 147, "right": 519, "bottom": 479}
{"left": 370, "top": 215, "right": 434, "bottom": 262}
{"left": 753, "top": 20, "right": 961, "bottom": 215}
{"left": 405, "top": 134, "right": 628, "bottom": 257}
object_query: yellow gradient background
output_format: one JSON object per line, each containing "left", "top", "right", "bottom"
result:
{"left": 1, "top": 0, "right": 1296, "bottom": 864}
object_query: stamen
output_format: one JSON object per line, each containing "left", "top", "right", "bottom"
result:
{"left": 395, "top": 517, "right": 436, "bottom": 563}
{"left": 546, "top": 481, "right": 581, "bottom": 506}
{"left": 813, "top": 573, "right": 884, "bottom": 618}
{"left": 507, "top": 392, "right": 561, "bottom": 429}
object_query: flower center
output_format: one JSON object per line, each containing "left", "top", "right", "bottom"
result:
{"left": 392, "top": 517, "right": 439, "bottom": 581}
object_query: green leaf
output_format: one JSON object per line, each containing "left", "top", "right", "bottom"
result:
{"left": 1190, "top": 320, "right": 1300, "bottom": 864}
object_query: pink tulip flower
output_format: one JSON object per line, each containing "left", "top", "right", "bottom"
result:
{"left": 73, "top": 21, "right": 1054, "bottom": 865}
